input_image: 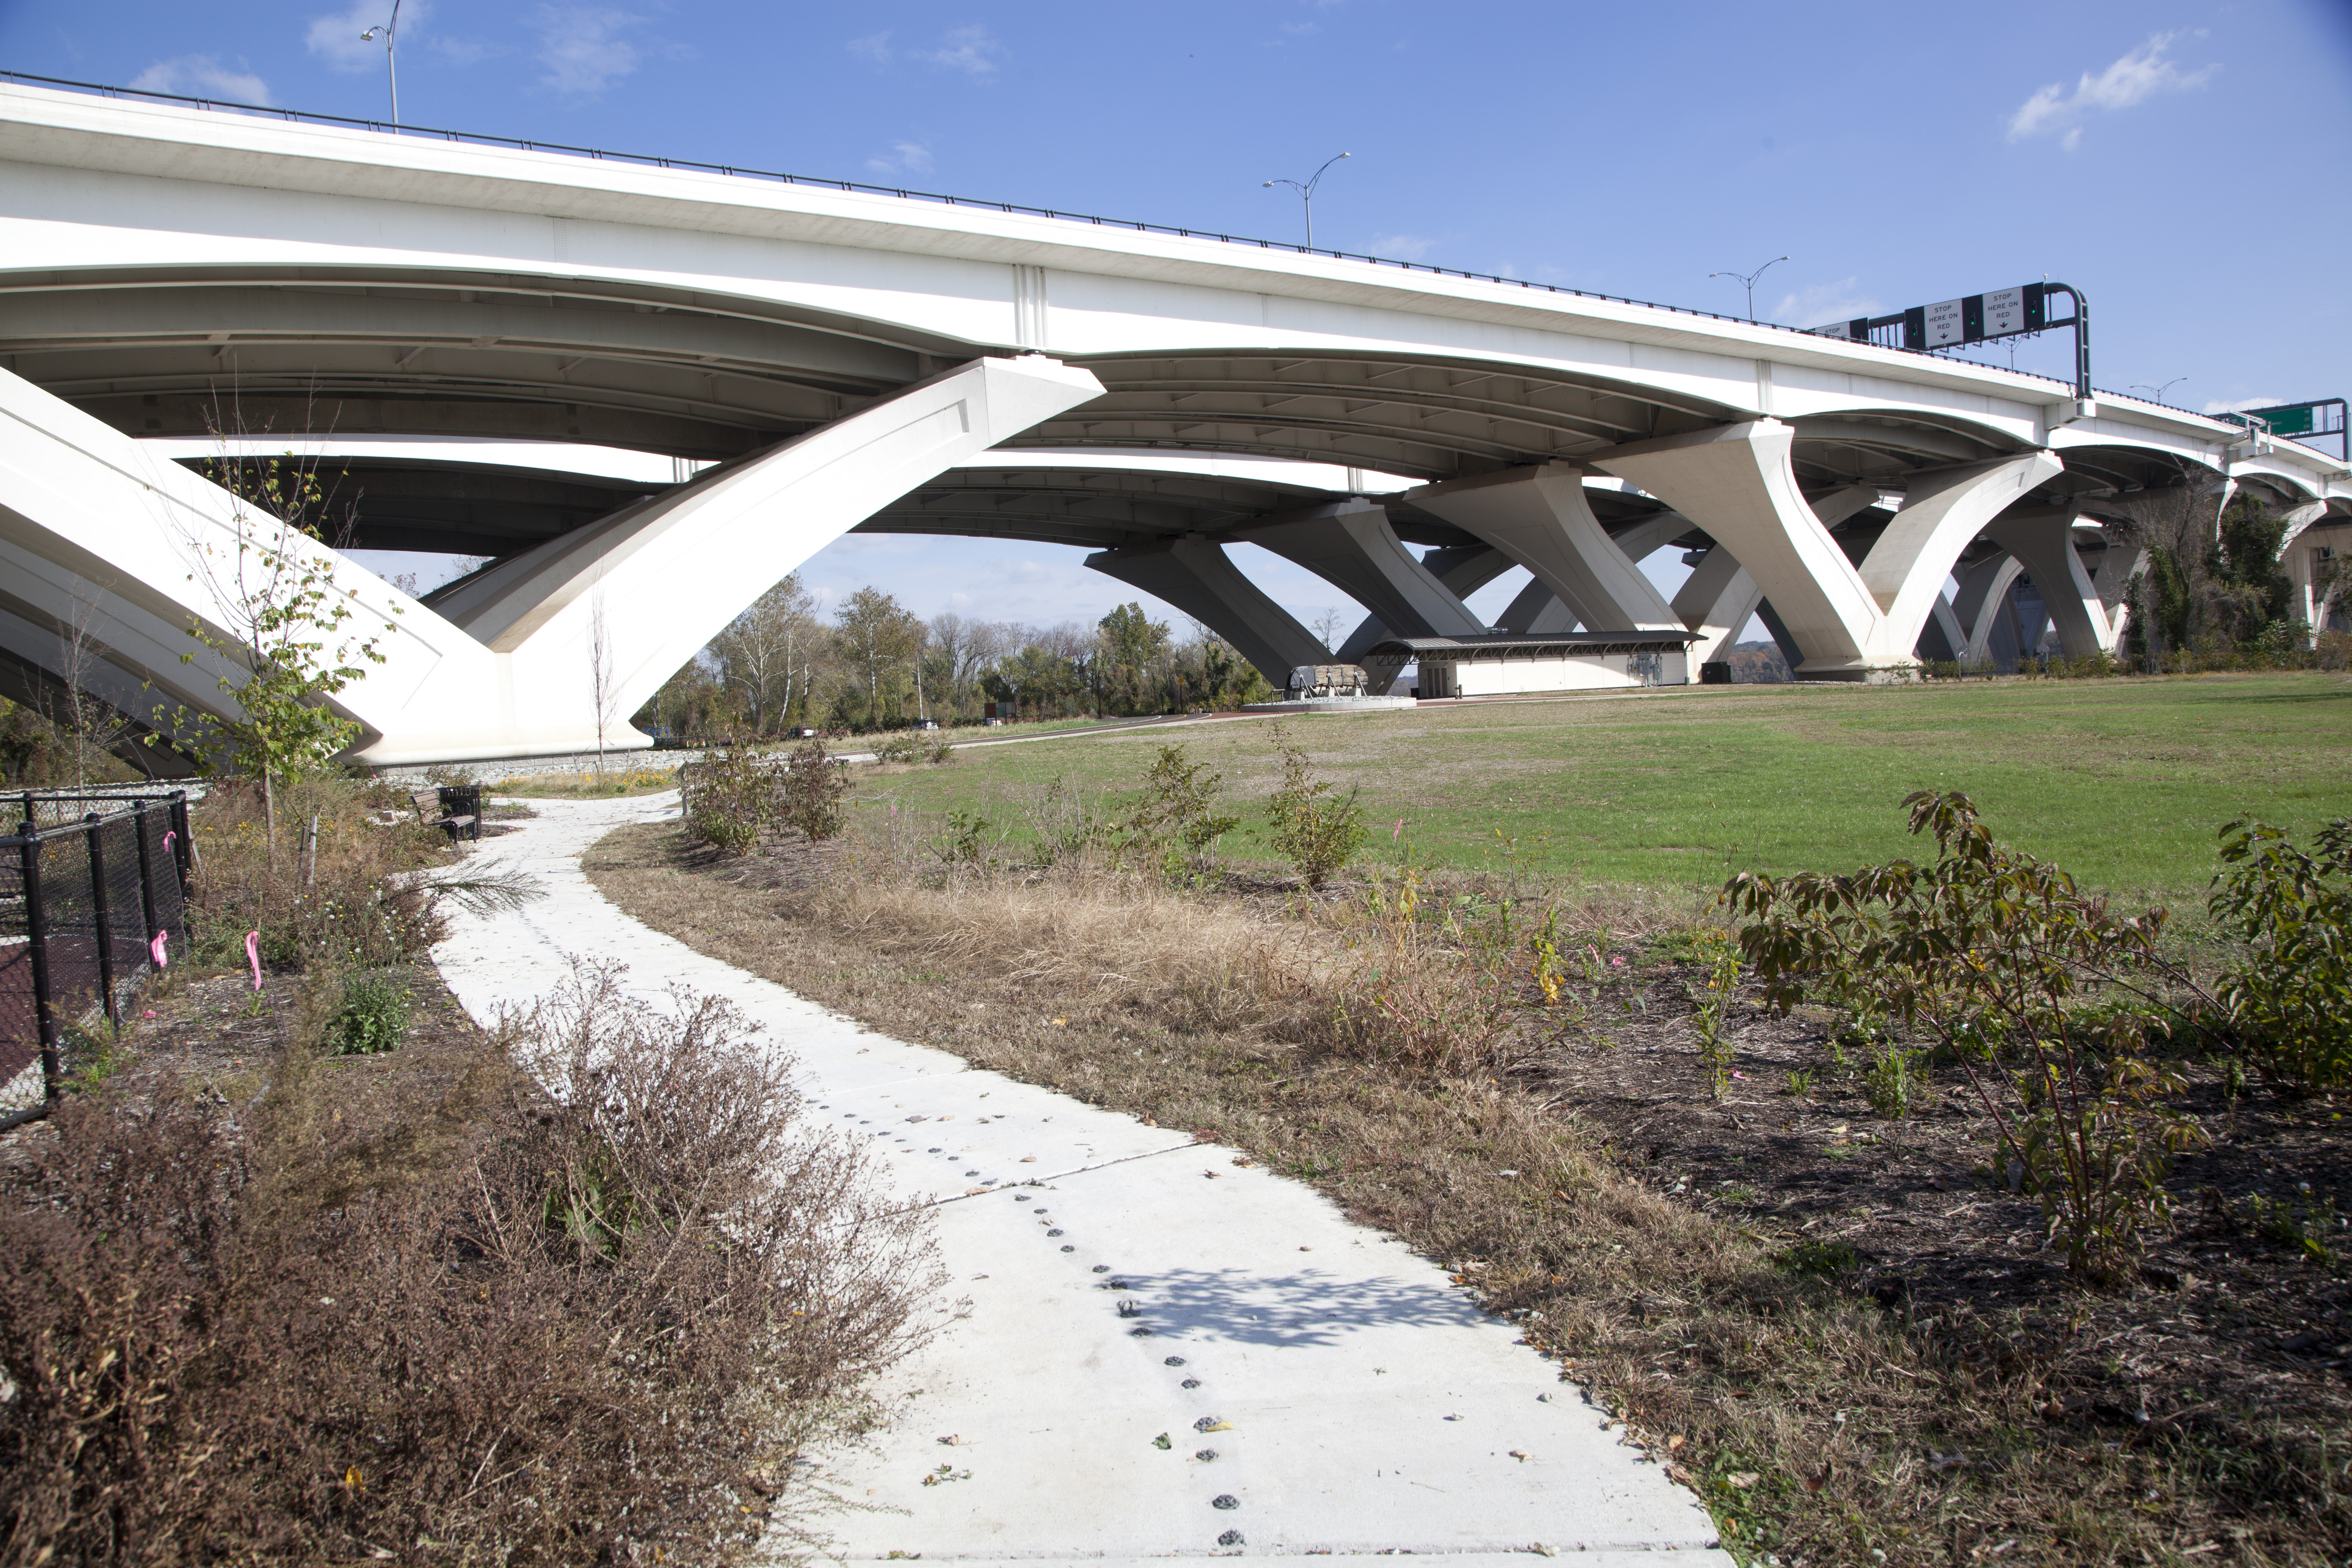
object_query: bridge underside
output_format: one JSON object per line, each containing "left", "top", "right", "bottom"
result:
{"left": 142, "top": 443, "right": 2199, "bottom": 689}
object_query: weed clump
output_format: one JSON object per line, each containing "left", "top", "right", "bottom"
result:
{"left": 330, "top": 970, "right": 411, "bottom": 1054}
{"left": 190, "top": 778, "right": 446, "bottom": 972}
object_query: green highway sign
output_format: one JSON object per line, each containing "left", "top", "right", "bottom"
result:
{"left": 2249, "top": 403, "right": 2318, "bottom": 436}
{"left": 2218, "top": 398, "right": 2347, "bottom": 459}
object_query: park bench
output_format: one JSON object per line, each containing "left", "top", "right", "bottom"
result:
{"left": 408, "top": 787, "right": 478, "bottom": 843}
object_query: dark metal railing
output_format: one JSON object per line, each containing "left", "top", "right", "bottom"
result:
{"left": 0, "top": 67, "right": 2203, "bottom": 414}
{"left": 0, "top": 789, "right": 194, "bottom": 1132}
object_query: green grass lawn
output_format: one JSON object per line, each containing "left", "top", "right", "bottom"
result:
{"left": 867, "top": 672, "right": 2352, "bottom": 904}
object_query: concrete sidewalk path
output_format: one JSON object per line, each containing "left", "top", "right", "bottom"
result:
{"left": 431, "top": 796, "right": 1731, "bottom": 1568}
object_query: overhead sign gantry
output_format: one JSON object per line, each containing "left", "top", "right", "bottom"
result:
{"left": 1808, "top": 282, "right": 2090, "bottom": 402}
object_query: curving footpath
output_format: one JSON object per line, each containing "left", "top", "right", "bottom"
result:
{"left": 431, "top": 796, "right": 1731, "bottom": 1568}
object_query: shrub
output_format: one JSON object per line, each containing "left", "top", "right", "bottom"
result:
{"left": 870, "top": 733, "right": 924, "bottom": 766}
{"left": 1725, "top": 791, "right": 2210, "bottom": 1285}
{"left": 2210, "top": 815, "right": 2352, "bottom": 1091}
{"left": 1266, "top": 732, "right": 1368, "bottom": 890}
{"left": 777, "top": 736, "right": 852, "bottom": 842}
{"left": 331, "top": 970, "right": 411, "bottom": 1054}
{"left": 680, "top": 743, "right": 774, "bottom": 854}
{"left": 0, "top": 965, "right": 939, "bottom": 1565}
{"left": 1119, "top": 744, "right": 1239, "bottom": 881}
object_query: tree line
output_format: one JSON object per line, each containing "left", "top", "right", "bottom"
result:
{"left": 633, "top": 578, "right": 1274, "bottom": 738}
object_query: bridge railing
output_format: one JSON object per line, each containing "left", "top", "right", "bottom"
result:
{"left": 0, "top": 70, "right": 2241, "bottom": 422}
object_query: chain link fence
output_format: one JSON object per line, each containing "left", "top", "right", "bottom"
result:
{"left": 1, "top": 790, "right": 195, "bottom": 1130}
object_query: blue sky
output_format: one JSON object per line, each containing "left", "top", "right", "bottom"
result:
{"left": 5, "top": 0, "right": 2349, "bottom": 637}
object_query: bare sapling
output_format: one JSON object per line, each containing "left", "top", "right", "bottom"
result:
{"left": 588, "top": 586, "right": 616, "bottom": 778}
{"left": 167, "top": 451, "right": 399, "bottom": 869}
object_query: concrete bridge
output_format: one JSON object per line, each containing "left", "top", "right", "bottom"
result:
{"left": 2, "top": 79, "right": 2344, "bottom": 766}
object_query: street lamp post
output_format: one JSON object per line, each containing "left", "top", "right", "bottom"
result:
{"left": 2128, "top": 377, "right": 2189, "bottom": 405}
{"left": 1707, "top": 255, "right": 1789, "bottom": 322}
{"left": 360, "top": 0, "right": 402, "bottom": 127}
{"left": 1263, "top": 152, "right": 1351, "bottom": 250}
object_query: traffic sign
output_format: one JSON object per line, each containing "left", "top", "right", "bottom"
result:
{"left": 2216, "top": 399, "right": 2348, "bottom": 459}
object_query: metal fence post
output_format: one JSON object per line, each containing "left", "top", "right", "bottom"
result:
{"left": 133, "top": 800, "right": 161, "bottom": 970}
{"left": 170, "top": 790, "right": 194, "bottom": 890}
{"left": 84, "top": 812, "right": 118, "bottom": 1028}
{"left": 18, "top": 825, "right": 59, "bottom": 1104}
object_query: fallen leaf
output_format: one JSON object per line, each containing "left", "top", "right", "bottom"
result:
{"left": 1667, "top": 1435, "right": 1686, "bottom": 1451}
{"left": 1726, "top": 1472, "right": 1759, "bottom": 1489}
{"left": 1052, "top": 1017, "right": 1068, "bottom": 1027}
{"left": 1507, "top": 1449, "right": 1529, "bottom": 1462}
{"left": 1019, "top": 1155, "right": 1037, "bottom": 1162}
{"left": 1230, "top": 1156, "right": 1256, "bottom": 1168}
{"left": 1800, "top": 1463, "right": 1832, "bottom": 1493}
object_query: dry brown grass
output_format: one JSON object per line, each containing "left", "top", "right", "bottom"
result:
{"left": 586, "top": 820, "right": 2350, "bottom": 1568}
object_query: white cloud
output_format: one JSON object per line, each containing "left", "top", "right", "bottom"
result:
{"left": 305, "top": 0, "right": 408, "bottom": 71}
{"left": 2203, "top": 395, "right": 2281, "bottom": 415}
{"left": 1774, "top": 276, "right": 1879, "bottom": 329}
{"left": 534, "top": 5, "right": 643, "bottom": 95}
{"left": 130, "top": 55, "right": 272, "bottom": 104}
{"left": 1367, "top": 232, "right": 1435, "bottom": 261}
{"left": 848, "top": 31, "right": 892, "bottom": 65}
{"left": 2006, "top": 32, "right": 2217, "bottom": 148}
{"left": 866, "top": 139, "right": 933, "bottom": 176}
{"left": 918, "top": 25, "right": 1002, "bottom": 77}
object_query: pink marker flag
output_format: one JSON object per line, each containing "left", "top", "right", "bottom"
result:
{"left": 150, "top": 930, "right": 170, "bottom": 969}
{"left": 245, "top": 929, "right": 262, "bottom": 991}
{"left": 163, "top": 830, "right": 177, "bottom": 856}
{"left": 1393, "top": 818, "right": 1404, "bottom": 842}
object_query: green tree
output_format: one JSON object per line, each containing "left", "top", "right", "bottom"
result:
{"left": 981, "top": 644, "right": 1081, "bottom": 719}
{"left": 1194, "top": 638, "right": 1273, "bottom": 708}
{"left": 2212, "top": 494, "right": 2297, "bottom": 647}
{"left": 633, "top": 656, "right": 740, "bottom": 740}
{"left": 1095, "top": 602, "right": 1172, "bottom": 716}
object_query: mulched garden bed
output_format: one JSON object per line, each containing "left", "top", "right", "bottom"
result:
{"left": 1547, "top": 957, "right": 2352, "bottom": 1445}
